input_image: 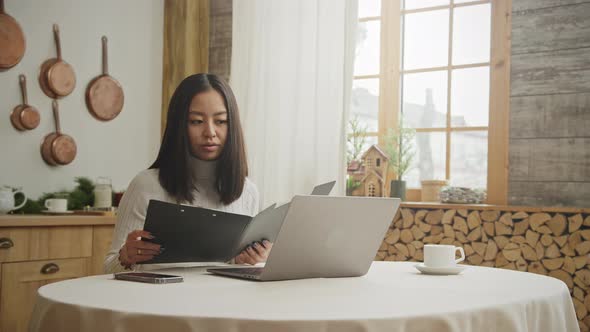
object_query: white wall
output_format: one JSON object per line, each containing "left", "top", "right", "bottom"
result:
{"left": 0, "top": 0, "right": 163, "bottom": 199}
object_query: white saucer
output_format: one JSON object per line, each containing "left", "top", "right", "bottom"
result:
{"left": 41, "top": 210, "right": 74, "bottom": 214}
{"left": 415, "top": 263, "right": 466, "bottom": 275}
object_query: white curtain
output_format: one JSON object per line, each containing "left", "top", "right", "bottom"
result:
{"left": 231, "top": 0, "right": 358, "bottom": 207}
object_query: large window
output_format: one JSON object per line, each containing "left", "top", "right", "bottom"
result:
{"left": 349, "top": 0, "right": 509, "bottom": 200}
{"left": 350, "top": 1, "right": 381, "bottom": 155}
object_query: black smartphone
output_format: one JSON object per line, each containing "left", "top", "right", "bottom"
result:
{"left": 114, "top": 272, "right": 183, "bottom": 284}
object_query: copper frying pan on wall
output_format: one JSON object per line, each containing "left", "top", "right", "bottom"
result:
{"left": 41, "top": 100, "right": 77, "bottom": 166}
{"left": 39, "top": 24, "right": 76, "bottom": 98}
{"left": 41, "top": 101, "right": 60, "bottom": 166}
{"left": 10, "top": 75, "right": 40, "bottom": 131}
{"left": 0, "top": 0, "right": 25, "bottom": 70}
{"left": 86, "top": 36, "right": 124, "bottom": 121}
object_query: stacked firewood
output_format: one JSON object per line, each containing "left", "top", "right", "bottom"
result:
{"left": 376, "top": 208, "right": 590, "bottom": 331}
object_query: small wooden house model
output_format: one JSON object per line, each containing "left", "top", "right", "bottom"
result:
{"left": 347, "top": 144, "right": 389, "bottom": 197}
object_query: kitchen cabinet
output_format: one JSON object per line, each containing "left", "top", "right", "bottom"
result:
{"left": 0, "top": 215, "right": 115, "bottom": 332}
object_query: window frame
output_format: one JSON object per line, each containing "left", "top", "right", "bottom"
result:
{"left": 352, "top": 0, "right": 511, "bottom": 204}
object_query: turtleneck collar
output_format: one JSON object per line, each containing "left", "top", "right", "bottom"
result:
{"left": 188, "top": 156, "right": 217, "bottom": 181}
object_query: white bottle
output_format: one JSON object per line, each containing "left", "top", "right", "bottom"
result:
{"left": 93, "top": 177, "right": 112, "bottom": 208}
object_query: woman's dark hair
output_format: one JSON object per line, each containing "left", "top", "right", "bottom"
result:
{"left": 150, "top": 73, "right": 248, "bottom": 205}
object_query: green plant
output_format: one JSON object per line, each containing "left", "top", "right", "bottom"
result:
{"left": 382, "top": 125, "right": 416, "bottom": 181}
{"left": 13, "top": 177, "right": 95, "bottom": 214}
{"left": 346, "top": 115, "right": 368, "bottom": 165}
{"left": 14, "top": 196, "right": 43, "bottom": 214}
{"left": 346, "top": 176, "right": 361, "bottom": 194}
{"left": 68, "top": 177, "right": 95, "bottom": 210}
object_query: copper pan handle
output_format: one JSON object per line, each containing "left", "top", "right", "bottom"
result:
{"left": 102, "top": 36, "right": 109, "bottom": 75}
{"left": 52, "top": 100, "right": 61, "bottom": 134}
{"left": 19, "top": 74, "right": 28, "bottom": 105}
{"left": 53, "top": 24, "right": 62, "bottom": 60}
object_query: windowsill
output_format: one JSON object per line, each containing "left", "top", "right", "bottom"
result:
{"left": 400, "top": 201, "right": 590, "bottom": 214}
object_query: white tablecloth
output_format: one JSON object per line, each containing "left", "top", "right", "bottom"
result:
{"left": 29, "top": 261, "right": 579, "bottom": 332}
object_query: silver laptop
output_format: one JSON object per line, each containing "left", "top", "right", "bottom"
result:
{"left": 231, "top": 180, "right": 337, "bottom": 254}
{"left": 207, "top": 195, "right": 400, "bottom": 281}
{"left": 310, "top": 180, "right": 336, "bottom": 195}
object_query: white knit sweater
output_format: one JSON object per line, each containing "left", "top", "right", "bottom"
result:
{"left": 103, "top": 158, "right": 259, "bottom": 273}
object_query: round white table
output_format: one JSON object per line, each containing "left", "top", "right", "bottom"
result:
{"left": 29, "top": 262, "right": 579, "bottom": 332}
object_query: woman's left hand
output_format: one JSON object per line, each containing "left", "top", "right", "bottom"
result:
{"left": 234, "top": 240, "right": 273, "bottom": 265}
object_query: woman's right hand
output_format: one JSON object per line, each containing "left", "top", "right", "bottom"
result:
{"left": 118, "top": 230, "right": 161, "bottom": 267}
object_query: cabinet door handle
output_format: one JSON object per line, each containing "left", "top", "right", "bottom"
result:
{"left": 41, "top": 263, "right": 60, "bottom": 274}
{"left": 0, "top": 237, "right": 14, "bottom": 249}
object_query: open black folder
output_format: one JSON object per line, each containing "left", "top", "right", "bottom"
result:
{"left": 141, "top": 181, "right": 335, "bottom": 264}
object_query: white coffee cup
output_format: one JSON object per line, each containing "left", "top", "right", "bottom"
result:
{"left": 45, "top": 198, "right": 68, "bottom": 212}
{"left": 424, "top": 244, "right": 465, "bottom": 268}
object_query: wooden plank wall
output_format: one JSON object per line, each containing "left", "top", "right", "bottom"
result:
{"left": 161, "top": 0, "right": 232, "bottom": 133}
{"left": 209, "top": 0, "right": 233, "bottom": 83}
{"left": 509, "top": 1, "right": 590, "bottom": 207}
{"left": 161, "top": 0, "right": 209, "bottom": 134}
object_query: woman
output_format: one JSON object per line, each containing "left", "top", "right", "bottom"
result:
{"left": 104, "top": 73, "right": 271, "bottom": 273}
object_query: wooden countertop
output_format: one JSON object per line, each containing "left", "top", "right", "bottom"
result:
{"left": 2, "top": 203, "right": 586, "bottom": 227}
{"left": 401, "top": 202, "right": 590, "bottom": 214}
{"left": 0, "top": 215, "right": 116, "bottom": 227}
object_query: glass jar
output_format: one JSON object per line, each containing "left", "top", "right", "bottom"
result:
{"left": 93, "top": 177, "right": 112, "bottom": 208}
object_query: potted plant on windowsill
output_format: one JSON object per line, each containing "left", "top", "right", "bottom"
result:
{"left": 346, "top": 115, "right": 368, "bottom": 196}
{"left": 382, "top": 125, "right": 415, "bottom": 201}
{"left": 346, "top": 176, "right": 361, "bottom": 196}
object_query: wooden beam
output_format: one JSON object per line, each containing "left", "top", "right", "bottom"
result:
{"left": 379, "top": 0, "right": 401, "bottom": 195}
{"left": 379, "top": 0, "right": 400, "bottom": 144}
{"left": 509, "top": 137, "right": 590, "bottom": 182}
{"left": 508, "top": 181, "right": 590, "bottom": 208}
{"left": 161, "top": 0, "right": 210, "bottom": 135}
{"left": 511, "top": 2, "right": 590, "bottom": 55}
{"left": 487, "top": 0, "right": 512, "bottom": 204}
{"left": 511, "top": 48, "right": 590, "bottom": 96}
{"left": 401, "top": 0, "right": 491, "bottom": 14}
{"left": 510, "top": 93, "right": 590, "bottom": 139}
{"left": 401, "top": 62, "right": 489, "bottom": 74}
{"left": 446, "top": 5, "right": 454, "bottom": 181}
